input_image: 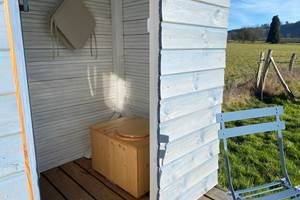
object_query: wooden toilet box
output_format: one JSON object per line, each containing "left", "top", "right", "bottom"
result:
{"left": 90, "top": 117, "right": 149, "bottom": 198}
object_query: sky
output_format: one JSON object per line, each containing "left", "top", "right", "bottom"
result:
{"left": 229, "top": 0, "right": 300, "bottom": 30}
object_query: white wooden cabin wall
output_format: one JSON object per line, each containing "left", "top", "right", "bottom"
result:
{"left": 21, "top": 0, "right": 115, "bottom": 172}
{"left": 122, "top": 0, "right": 149, "bottom": 117}
{"left": 0, "top": 0, "right": 39, "bottom": 199}
{"left": 158, "top": 0, "right": 229, "bottom": 199}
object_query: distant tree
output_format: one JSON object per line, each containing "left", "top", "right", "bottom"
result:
{"left": 266, "top": 15, "right": 281, "bottom": 43}
{"left": 261, "top": 24, "right": 270, "bottom": 29}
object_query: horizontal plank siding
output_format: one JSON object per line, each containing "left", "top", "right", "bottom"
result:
{"left": 160, "top": 87, "right": 223, "bottom": 122}
{"left": 123, "top": 0, "right": 149, "bottom": 117}
{"left": 161, "top": 0, "right": 229, "bottom": 28}
{"left": 160, "top": 140, "right": 219, "bottom": 188}
{"left": 195, "top": 0, "right": 230, "bottom": 8}
{"left": 160, "top": 158, "right": 219, "bottom": 200}
{"left": 0, "top": 1, "right": 32, "bottom": 199}
{"left": 161, "top": 23, "right": 228, "bottom": 49}
{"left": 158, "top": 0, "right": 229, "bottom": 199}
{"left": 160, "top": 49, "right": 225, "bottom": 75}
{"left": 0, "top": 96, "right": 20, "bottom": 137}
{"left": 0, "top": 51, "right": 15, "bottom": 94}
{"left": 21, "top": 0, "right": 115, "bottom": 172}
{"left": 0, "top": 172, "right": 31, "bottom": 199}
{"left": 0, "top": 134, "right": 25, "bottom": 178}
{"left": 160, "top": 69, "right": 225, "bottom": 98}
{"left": 0, "top": 4, "right": 10, "bottom": 50}
{"left": 162, "top": 125, "right": 220, "bottom": 164}
{"left": 160, "top": 105, "right": 221, "bottom": 142}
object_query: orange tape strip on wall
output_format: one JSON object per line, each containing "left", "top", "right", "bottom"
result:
{"left": 4, "top": 1, "right": 35, "bottom": 200}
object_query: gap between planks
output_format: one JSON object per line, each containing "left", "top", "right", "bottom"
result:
{"left": 41, "top": 158, "right": 149, "bottom": 200}
{"left": 41, "top": 158, "right": 228, "bottom": 200}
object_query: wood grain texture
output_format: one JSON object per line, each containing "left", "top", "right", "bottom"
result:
{"left": 160, "top": 169, "right": 219, "bottom": 200}
{"left": 0, "top": 95, "right": 21, "bottom": 137}
{"left": 162, "top": 124, "right": 219, "bottom": 164}
{"left": 161, "top": 22, "right": 228, "bottom": 49}
{"left": 160, "top": 87, "right": 223, "bottom": 122}
{"left": 194, "top": 0, "right": 230, "bottom": 7}
{"left": 0, "top": 134, "right": 25, "bottom": 178}
{"left": 206, "top": 187, "right": 231, "bottom": 200}
{"left": 0, "top": 172, "right": 31, "bottom": 200}
{"left": 40, "top": 176, "right": 65, "bottom": 200}
{"left": 162, "top": 0, "right": 229, "bottom": 28}
{"left": 75, "top": 158, "right": 149, "bottom": 200}
{"left": 161, "top": 49, "right": 225, "bottom": 75}
{"left": 0, "top": 8, "right": 9, "bottom": 49}
{"left": 159, "top": 105, "right": 221, "bottom": 142}
{"left": 43, "top": 168, "right": 94, "bottom": 200}
{"left": 40, "top": 158, "right": 228, "bottom": 200}
{"left": 160, "top": 140, "right": 219, "bottom": 188}
{"left": 159, "top": 0, "right": 229, "bottom": 199}
{"left": 60, "top": 162, "right": 123, "bottom": 200}
{"left": 0, "top": 51, "right": 15, "bottom": 94}
{"left": 160, "top": 69, "right": 224, "bottom": 99}
{"left": 91, "top": 119, "right": 150, "bottom": 198}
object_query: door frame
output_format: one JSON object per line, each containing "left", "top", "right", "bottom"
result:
{"left": 4, "top": 0, "right": 40, "bottom": 199}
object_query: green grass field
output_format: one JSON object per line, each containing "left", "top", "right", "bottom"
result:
{"left": 220, "top": 42, "right": 300, "bottom": 190}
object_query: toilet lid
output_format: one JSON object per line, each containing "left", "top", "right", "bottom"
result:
{"left": 115, "top": 118, "right": 149, "bottom": 141}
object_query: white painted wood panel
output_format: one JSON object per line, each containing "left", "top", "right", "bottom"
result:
{"left": 7, "top": 0, "right": 40, "bottom": 197}
{"left": 124, "top": 19, "right": 148, "bottom": 35}
{"left": 21, "top": 0, "right": 115, "bottom": 171}
{"left": 160, "top": 140, "right": 219, "bottom": 188}
{"left": 0, "top": 134, "right": 25, "bottom": 178}
{"left": 160, "top": 69, "right": 225, "bottom": 99}
{"left": 123, "top": 1, "right": 148, "bottom": 21}
{"left": 122, "top": 0, "right": 149, "bottom": 117}
{"left": 0, "top": 51, "right": 15, "bottom": 94}
{"left": 0, "top": 172, "right": 30, "bottom": 200}
{"left": 0, "top": 1, "right": 37, "bottom": 198}
{"left": 0, "top": 96, "right": 21, "bottom": 137}
{"left": 161, "top": 22, "right": 228, "bottom": 49}
{"left": 195, "top": 0, "right": 230, "bottom": 8}
{"left": 160, "top": 87, "right": 223, "bottom": 122}
{"left": 176, "top": 171, "right": 218, "bottom": 200}
{"left": 162, "top": 0, "right": 229, "bottom": 28}
{"left": 160, "top": 105, "right": 221, "bottom": 142}
{"left": 160, "top": 157, "right": 219, "bottom": 200}
{"left": 0, "top": 8, "right": 9, "bottom": 50}
{"left": 158, "top": 0, "right": 229, "bottom": 199}
{"left": 162, "top": 124, "right": 220, "bottom": 164}
{"left": 161, "top": 49, "right": 225, "bottom": 75}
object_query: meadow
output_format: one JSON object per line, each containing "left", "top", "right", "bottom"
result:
{"left": 220, "top": 42, "right": 300, "bottom": 190}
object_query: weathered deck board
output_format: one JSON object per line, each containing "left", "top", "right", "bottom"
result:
{"left": 40, "top": 158, "right": 229, "bottom": 200}
{"left": 43, "top": 167, "right": 94, "bottom": 200}
{"left": 75, "top": 158, "right": 148, "bottom": 200}
{"left": 40, "top": 176, "right": 65, "bottom": 200}
{"left": 60, "top": 162, "right": 123, "bottom": 200}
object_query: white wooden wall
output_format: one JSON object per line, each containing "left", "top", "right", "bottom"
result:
{"left": 122, "top": 0, "right": 149, "bottom": 117}
{"left": 158, "top": 0, "right": 229, "bottom": 199}
{"left": 21, "top": 0, "right": 115, "bottom": 172}
{"left": 0, "top": 0, "right": 39, "bottom": 199}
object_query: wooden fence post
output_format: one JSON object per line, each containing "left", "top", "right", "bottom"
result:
{"left": 289, "top": 53, "right": 297, "bottom": 72}
{"left": 259, "top": 49, "right": 273, "bottom": 100}
{"left": 271, "top": 57, "right": 296, "bottom": 101}
{"left": 256, "top": 51, "right": 265, "bottom": 89}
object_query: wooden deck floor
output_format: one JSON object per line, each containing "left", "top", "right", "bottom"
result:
{"left": 40, "top": 158, "right": 229, "bottom": 200}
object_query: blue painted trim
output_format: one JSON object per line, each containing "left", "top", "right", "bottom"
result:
{"left": 216, "top": 106, "right": 283, "bottom": 123}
